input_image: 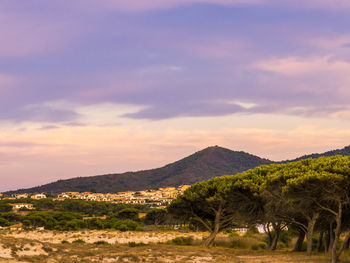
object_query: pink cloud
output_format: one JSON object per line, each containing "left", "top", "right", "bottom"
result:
{"left": 76, "top": 0, "right": 264, "bottom": 12}
{"left": 0, "top": 12, "right": 82, "bottom": 58}
{"left": 254, "top": 56, "right": 350, "bottom": 76}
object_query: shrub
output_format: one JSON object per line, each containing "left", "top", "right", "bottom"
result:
{"left": 229, "top": 232, "right": 240, "bottom": 237}
{"left": 230, "top": 237, "right": 257, "bottom": 249}
{"left": 128, "top": 242, "right": 145, "bottom": 247}
{"left": 248, "top": 226, "right": 259, "bottom": 234}
{"left": 135, "top": 226, "right": 145, "bottom": 232}
{"left": 172, "top": 236, "right": 193, "bottom": 246}
{"left": 277, "top": 242, "right": 286, "bottom": 249}
{"left": 118, "top": 224, "right": 128, "bottom": 232}
{"left": 251, "top": 244, "right": 259, "bottom": 250}
{"left": 72, "top": 239, "right": 85, "bottom": 244}
{"left": 61, "top": 240, "right": 69, "bottom": 244}
{"left": 0, "top": 218, "right": 11, "bottom": 227}
{"left": 258, "top": 241, "right": 268, "bottom": 250}
{"left": 223, "top": 228, "right": 232, "bottom": 235}
{"left": 279, "top": 230, "right": 293, "bottom": 246}
{"left": 213, "top": 237, "right": 234, "bottom": 247}
{"left": 243, "top": 232, "right": 253, "bottom": 238}
{"left": 94, "top": 241, "right": 109, "bottom": 245}
{"left": 172, "top": 237, "right": 184, "bottom": 245}
{"left": 115, "top": 208, "right": 139, "bottom": 221}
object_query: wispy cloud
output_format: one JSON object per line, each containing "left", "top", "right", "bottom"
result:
{"left": 75, "top": 0, "right": 264, "bottom": 12}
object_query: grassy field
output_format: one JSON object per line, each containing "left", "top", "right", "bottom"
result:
{"left": 0, "top": 230, "right": 349, "bottom": 263}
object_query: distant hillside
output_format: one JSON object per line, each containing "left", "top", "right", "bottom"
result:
{"left": 286, "top": 145, "right": 350, "bottom": 162}
{"left": 6, "top": 144, "right": 350, "bottom": 195}
{"left": 5, "top": 146, "right": 272, "bottom": 194}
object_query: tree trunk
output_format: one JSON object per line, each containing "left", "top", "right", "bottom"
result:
{"left": 325, "top": 228, "right": 330, "bottom": 253}
{"left": 331, "top": 203, "right": 342, "bottom": 263}
{"left": 201, "top": 202, "right": 222, "bottom": 248}
{"left": 202, "top": 226, "right": 219, "bottom": 247}
{"left": 265, "top": 223, "right": 273, "bottom": 249}
{"left": 336, "top": 233, "right": 350, "bottom": 261}
{"left": 329, "top": 222, "right": 335, "bottom": 253}
{"left": 293, "top": 230, "right": 305, "bottom": 252}
{"left": 306, "top": 213, "right": 319, "bottom": 256}
{"left": 269, "top": 228, "right": 280, "bottom": 251}
{"left": 317, "top": 231, "right": 324, "bottom": 252}
{"left": 346, "top": 236, "right": 350, "bottom": 250}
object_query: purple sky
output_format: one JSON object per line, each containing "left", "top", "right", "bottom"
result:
{"left": 1, "top": 0, "right": 350, "bottom": 191}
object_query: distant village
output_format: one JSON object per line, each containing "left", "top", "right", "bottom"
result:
{"left": 0, "top": 185, "right": 191, "bottom": 211}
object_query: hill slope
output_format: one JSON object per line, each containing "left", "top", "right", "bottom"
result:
{"left": 6, "top": 146, "right": 272, "bottom": 194}
{"left": 286, "top": 145, "right": 350, "bottom": 162}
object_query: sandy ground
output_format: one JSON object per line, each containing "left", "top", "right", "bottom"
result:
{"left": 0, "top": 230, "right": 346, "bottom": 263}
{"left": 2, "top": 230, "right": 208, "bottom": 245}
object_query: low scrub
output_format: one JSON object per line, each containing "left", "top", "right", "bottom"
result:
{"left": 172, "top": 236, "right": 193, "bottom": 246}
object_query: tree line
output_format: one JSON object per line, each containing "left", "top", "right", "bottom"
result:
{"left": 168, "top": 155, "right": 350, "bottom": 263}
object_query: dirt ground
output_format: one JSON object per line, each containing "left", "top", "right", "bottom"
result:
{"left": 0, "top": 230, "right": 346, "bottom": 263}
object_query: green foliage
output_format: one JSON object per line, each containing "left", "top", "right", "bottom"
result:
{"left": 251, "top": 244, "right": 259, "bottom": 250}
{"left": 72, "top": 239, "right": 85, "bottom": 244}
{"left": 0, "top": 202, "right": 12, "bottom": 212}
{"left": 114, "top": 208, "right": 139, "bottom": 221}
{"left": 128, "top": 241, "right": 145, "bottom": 247}
{"left": 243, "top": 232, "right": 253, "bottom": 238}
{"left": 230, "top": 237, "right": 257, "bottom": 249}
{"left": 135, "top": 226, "right": 145, "bottom": 231}
{"left": 247, "top": 226, "right": 259, "bottom": 234}
{"left": 258, "top": 241, "right": 268, "bottom": 250}
{"left": 144, "top": 208, "right": 168, "bottom": 225}
{"left": 0, "top": 218, "right": 11, "bottom": 227}
{"left": 172, "top": 236, "right": 193, "bottom": 246}
{"left": 279, "top": 230, "right": 293, "bottom": 246}
{"left": 277, "top": 242, "right": 286, "bottom": 249}
{"left": 94, "top": 241, "right": 109, "bottom": 245}
{"left": 229, "top": 232, "right": 240, "bottom": 237}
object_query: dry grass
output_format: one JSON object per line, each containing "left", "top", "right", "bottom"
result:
{"left": 0, "top": 231, "right": 348, "bottom": 263}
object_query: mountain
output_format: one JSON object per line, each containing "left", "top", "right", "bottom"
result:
{"left": 5, "top": 146, "right": 272, "bottom": 194}
{"left": 285, "top": 145, "right": 350, "bottom": 162}
{"left": 6, "top": 144, "right": 350, "bottom": 195}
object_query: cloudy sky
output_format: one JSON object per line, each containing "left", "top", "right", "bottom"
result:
{"left": 1, "top": 0, "right": 350, "bottom": 191}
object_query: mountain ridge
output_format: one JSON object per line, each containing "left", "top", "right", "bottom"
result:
{"left": 4, "top": 146, "right": 272, "bottom": 194}
{"left": 4, "top": 145, "right": 350, "bottom": 194}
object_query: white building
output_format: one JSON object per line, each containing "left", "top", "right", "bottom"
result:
{"left": 31, "top": 193, "right": 47, "bottom": 199}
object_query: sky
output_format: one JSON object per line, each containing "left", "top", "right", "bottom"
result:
{"left": 1, "top": 0, "right": 350, "bottom": 191}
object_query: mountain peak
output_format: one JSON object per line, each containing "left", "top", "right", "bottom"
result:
{"left": 7, "top": 144, "right": 350, "bottom": 195}
{"left": 5, "top": 146, "right": 272, "bottom": 194}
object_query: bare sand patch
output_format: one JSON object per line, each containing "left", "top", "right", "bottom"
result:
{"left": 2, "top": 230, "right": 207, "bottom": 245}
{"left": 0, "top": 244, "right": 12, "bottom": 259}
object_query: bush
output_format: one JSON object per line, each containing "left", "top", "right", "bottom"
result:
{"left": 172, "top": 237, "right": 184, "bottom": 245}
{"left": 251, "top": 244, "right": 259, "bottom": 250}
{"left": 128, "top": 242, "right": 145, "bottom": 247}
{"left": 61, "top": 240, "right": 69, "bottom": 244}
{"left": 172, "top": 236, "right": 193, "bottom": 246}
{"left": 0, "top": 218, "right": 11, "bottom": 227}
{"left": 258, "top": 241, "right": 268, "bottom": 250}
{"left": 248, "top": 226, "right": 259, "bottom": 234}
{"left": 135, "top": 226, "right": 145, "bottom": 231}
{"left": 277, "top": 242, "right": 286, "bottom": 249}
{"left": 72, "top": 239, "right": 85, "bottom": 244}
{"left": 94, "top": 241, "right": 109, "bottom": 245}
{"left": 223, "top": 228, "right": 232, "bottom": 234}
{"left": 118, "top": 224, "right": 128, "bottom": 232}
{"left": 279, "top": 230, "right": 293, "bottom": 246}
{"left": 243, "top": 232, "right": 253, "bottom": 237}
{"left": 115, "top": 208, "right": 139, "bottom": 221}
{"left": 229, "top": 231, "right": 240, "bottom": 237}
{"left": 230, "top": 237, "right": 257, "bottom": 249}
